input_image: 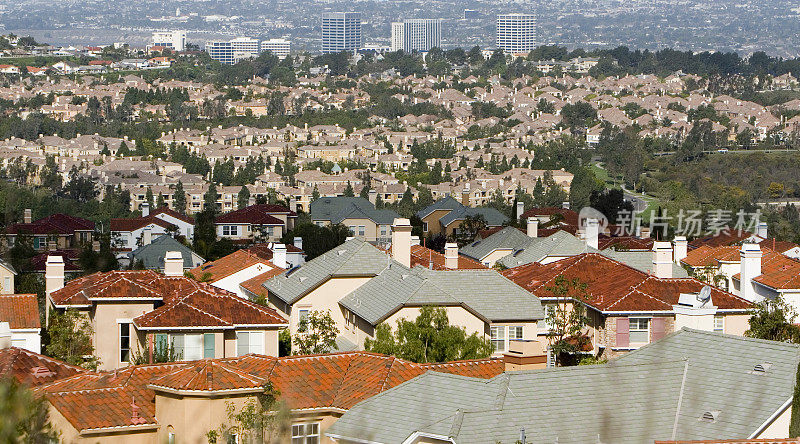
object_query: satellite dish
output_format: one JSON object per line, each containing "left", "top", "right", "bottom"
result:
{"left": 697, "top": 285, "right": 712, "bottom": 302}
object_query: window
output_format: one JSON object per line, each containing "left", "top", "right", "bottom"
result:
{"left": 203, "top": 333, "right": 215, "bottom": 359}
{"left": 713, "top": 315, "right": 724, "bottom": 332}
{"left": 298, "top": 308, "right": 310, "bottom": 324}
{"left": 33, "top": 237, "right": 46, "bottom": 250}
{"left": 120, "top": 323, "right": 130, "bottom": 363}
{"left": 3, "top": 276, "right": 10, "bottom": 292}
{"left": 348, "top": 225, "right": 356, "bottom": 236}
{"left": 509, "top": 326, "right": 523, "bottom": 341}
{"left": 236, "top": 331, "right": 265, "bottom": 356}
{"left": 629, "top": 318, "right": 649, "bottom": 344}
{"left": 358, "top": 225, "right": 365, "bottom": 236}
{"left": 292, "top": 423, "right": 320, "bottom": 444}
{"left": 422, "top": 222, "right": 428, "bottom": 232}
{"left": 490, "top": 326, "right": 505, "bottom": 352}
{"left": 155, "top": 333, "right": 169, "bottom": 356}
{"left": 222, "top": 225, "right": 239, "bottom": 236}
{"left": 172, "top": 334, "right": 203, "bottom": 361}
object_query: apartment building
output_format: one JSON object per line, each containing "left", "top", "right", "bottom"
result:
{"left": 390, "top": 19, "right": 442, "bottom": 52}
{"left": 322, "top": 12, "right": 362, "bottom": 54}
{"left": 496, "top": 13, "right": 537, "bottom": 56}
{"left": 260, "top": 38, "right": 291, "bottom": 59}
{"left": 206, "top": 37, "right": 260, "bottom": 65}
{"left": 148, "top": 30, "right": 187, "bottom": 52}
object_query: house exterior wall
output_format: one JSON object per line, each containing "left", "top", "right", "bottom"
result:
{"left": 340, "top": 218, "right": 379, "bottom": 242}
{"left": 155, "top": 214, "right": 195, "bottom": 240}
{"left": 421, "top": 209, "right": 452, "bottom": 236}
{"left": 723, "top": 314, "right": 750, "bottom": 336}
{"left": 288, "top": 277, "right": 373, "bottom": 336}
{"left": 92, "top": 302, "right": 155, "bottom": 370}
{"left": 11, "top": 329, "right": 40, "bottom": 353}
{"left": 478, "top": 249, "right": 514, "bottom": 267}
{"left": 156, "top": 392, "right": 255, "bottom": 444}
{"left": 0, "top": 267, "right": 14, "bottom": 294}
{"left": 755, "top": 401, "right": 792, "bottom": 439}
{"left": 212, "top": 262, "right": 274, "bottom": 298}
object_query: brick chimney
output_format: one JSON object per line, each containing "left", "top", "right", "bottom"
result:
{"left": 740, "top": 243, "right": 762, "bottom": 302}
{"left": 652, "top": 241, "right": 673, "bottom": 279}
{"left": 672, "top": 236, "right": 688, "bottom": 264}
{"left": 527, "top": 217, "right": 539, "bottom": 238}
{"left": 391, "top": 218, "right": 412, "bottom": 268}
{"left": 444, "top": 243, "right": 459, "bottom": 269}
{"left": 461, "top": 184, "right": 471, "bottom": 207}
{"left": 163, "top": 251, "right": 184, "bottom": 277}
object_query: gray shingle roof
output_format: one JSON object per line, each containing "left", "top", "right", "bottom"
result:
{"left": 310, "top": 197, "right": 399, "bottom": 225}
{"left": 128, "top": 235, "right": 202, "bottom": 269}
{"left": 415, "top": 196, "right": 464, "bottom": 219}
{"left": 460, "top": 227, "right": 534, "bottom": 262}
{"left": 263, "top": 238, "right": 390, "bottom": 304}
{"left": 339, "top": 265, "right": 544, "bottom": 325}
{"left": 326, "top": 328, "right": 800, "bottom": 444}
{"left": 438, "top": 206, "right": 508, "bottom": 228}
{"left": 497, "top": 230, "right": 595, "bottom": 267}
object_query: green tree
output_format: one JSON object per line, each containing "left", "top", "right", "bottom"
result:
{"left": 364, "top": 306, "right": 493, "bottom": 363}
{"left": 281, "top": 223, "right": 349, "bottom": 260}
{"left": 173, "top": 181, "right": 186, "bottom": 214}
{"left": 453, "top": 214, "right": 487, "bottom": 247}
{"left": 545, "top": 276, "right": 592, "bottom": 366}
{"left": 204, "top": 182, "right": 219, "bottom": 214}
{"left": 293, "top": 310, "right": 339, "bottom": 355}
{"left": 0, "top": 378, "right": 58, "bottom": 443}
{"left": 45, "top": 309, "right": 99, "bottom": 370}
{"left": 342, "top": 181, "right": 355, "bottom": 197}
{"left": 745, "top": 296, "right": 800, "bottom": 342}
{"left": 238, "top": 186, "right": 250, "bottom": 210}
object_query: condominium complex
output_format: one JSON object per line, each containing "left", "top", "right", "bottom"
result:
{"left": 261, "top": 38, "right": 291, "bottom": 59}
{"left": 205, "top": 37, "right": 260, "bottom": 65}
{"left": 321, "top": 12, "right": 362, "bottom": 54}
{"left": 390, "top": 19, "right": 442, "bottom": 52}
{"left": 148, "top": 30, "right": 187, "bottom": 52}
{"left": 496, "top": 13, "right": 537, "bottom": 56}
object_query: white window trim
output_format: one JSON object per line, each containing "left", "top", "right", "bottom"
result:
{"left": 629, "top": 317, "right": 650, "bottom": 345}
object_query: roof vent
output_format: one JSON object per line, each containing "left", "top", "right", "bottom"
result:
{"left": 471, "top": 241, "right": 481, "bottom": 247}
{"left": 751, "top": 362, "right": 773, "bottom": 374}
{"left": 513, "top": 249, "right": 525, "bottom": 257}
{"left": 699, "top": 411, "right": 719, "bottom": 423}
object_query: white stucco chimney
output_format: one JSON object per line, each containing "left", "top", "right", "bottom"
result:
{"left": 527, "top": 217, "right": 539, "bottom": 238}
{"left": 652, "top": 241, "right": 673, "bottom": 279}
{"left": 45, "top": 255, "right": 65, "bottom": 326}
{"left": 273, "top": 243, "right": 288, "bottom": 269}
{"left": 672, "top": 236, "right": 688, "bottom": 264}
{"left": 585, "top": 218, "right": 599, "bottom": 250}
{"left": 756, "top": 222, "right": 768, "bottom": 240}
{"left": 640, "top": 226, "right": 651, "bottom": 240}
{"left": 293, "top": 236, "right": 303, "bottom": 251}
{"left": 163, "top": 251, "right": 184, "bottom": 276}
{"left": 368, "top": 189, "right": 377, "bottom": 206}
{"left": 562, "top": 201, "right": 570, "bottom": 210}
{"left": 23, "top": 208, "right": 32, "bottom": 224}
{"left": 516, "top": 201, "right": 525, "bottom": 220}
{"left": 391, "top": 218, "right": 412, "bottom": 268}
{"left": 740, "top": 243, "right": 763, "bottom": 303}
{"left": 411, "top": 236, "right": 420, "bottom": 246}
{"left": 444, "top": 243, "right": 459, "bottom": 270}
{"left": 289, "top": 197, "right": 297, "bottom": 213}
{"left": 142, "top": 227, "right": 152, "bottom": 246}
{"left": 141, "top": 202, "right": 150, "bottom": 217}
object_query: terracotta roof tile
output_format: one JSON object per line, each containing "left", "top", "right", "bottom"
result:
{"left": 188, "top": 249, "right": 280, "bottom": 283}
{"left": 385, "top": 245, "right": 487, "bottom": 270}
{"left": 0, "top": 294, "right": 40, "bottom": 329}
{"left": 5, "top": 213, "right": 95, "bottom": 235}
{"left": 0, "top": 347, "right": 84, "bottom": 386}
{"left": 689, "top": 228, "right": 753, "bottom": 248}
{"left": 502, "top": 253, "right": 750, "bottom": 312}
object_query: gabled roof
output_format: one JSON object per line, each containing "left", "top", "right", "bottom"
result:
{"left": 386, "top": 244, "right": 486, "bottom": 270}
{"left": 40, "top": 352, "right": 503, "bottom": 433}
{"left": 497, "top": 230, "right": 595, "bottom": 267}
{"left": 216, "top": 204, "right": 291, "bottom": 225}
{"left": 415, "top": 196, "right": 464, "bottom": 219}
{"left": 689, "top": 229, "right": 754, "bottom": 248}
{"left": 150, "top": 207, "right": 195, "bottom": 225}
{"left": 682, "top": 245, "right": 742, "bottom": 267}
{"left": 110, "top": 215, "right": 175, "bottom": 233}
{"left": 460, "top": 226, "right": 533, "bottom": 261}
{"left": 5, "top": 213, "right": 95, "bottom": 235}
{"left": 263, "top": 238, "right": 390, "bottom": 304}
{"left": 339, "top": 265, "right": 544, "bottom": 325}
{"left": 188, "top": 249, "right": 278, "bottom": 283}
{"left": 327, "top": 329, "right": 800, "bottom": 444}
{"left": 128, "top": 235, "right": 200, "bottom": 269}
{"left": 0, "top": 294, "right": 40, "bottom": 329}
{"left": 0, "top": 347, "right": 84, "bottom": 387}
{"left": 437, "top": 206, "right": 508, "bottom": 228}
{"left": 601, "top": 249, "right": 689, "bottom": 278}
{"left": 502, "top": 253, "right": 749, "bottom": 313}
{"left": 310, "top": 197, "right": 400, "bottom": 225}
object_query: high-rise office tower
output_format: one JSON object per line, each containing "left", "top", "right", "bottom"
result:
{"left": 390, "top": 19, "right": 441, "bottom": 52}
{"left": 261, "top": 38, "right": 291, "bottom": 59}
{"left": 149, "top": 31, "right": 187, "bottom": 52}
{"left": 496, "top": 14, "right": 537, "bottom": 55}
{"left": 205, "top": 37, "right": 260, "bottom": 65}
{"left": 322, "top": 12, "right": 362, "bottom": 54}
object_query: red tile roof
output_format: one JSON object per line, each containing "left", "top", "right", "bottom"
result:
{"left": 684, "top": 245, "right": 800, "bottom": 291}
{"left": 597, "top": 235, "right": 654, "bottom": 251}
{"left": 681, "top": 245, "right": 741, "bottom": 267}
{"left": 502, "top": 253, "right": 751, "bottom": 312}
{"left": 520, "top": 207, "right": 579, "bottom": 226}
{"left": 151, "top": 207, "right": 195, "bottom": 224}
{"left": 40, "top": 352, "right": 504, "bottom": 433}
{"left": 0, "top": 294, "right": 40, "bottom": 329}
{"left": 188, "top": 249, "right": 280, "bottom": 283}
{"left": 110, "top": 215, "right": 175, "bottom": 232}
{"left": 689, "top": 228, "right": 753, "bottom": 248}
{"left": 132, "top": 283, "right": 287, "bottom": 329}
{"left": 216, "top": 204, "right": 295, "bottom": 225}
{"left": 0, "top": 347, "right": 84, "bottom": 386}
{"left": 5, "top": 213, "right": 94, "bottom": 235}
{"left": 758, "top": 237, "right": 799, "bottom": 254}
{"left": 29, "top": 249, "right": 82, "bottom": 273}
{"left": 239, "top": 268, "right": 286, "bottom": 299}
{"left": 247, "top": 242, "right": 304, "bottom": 259}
